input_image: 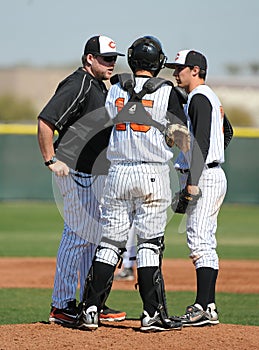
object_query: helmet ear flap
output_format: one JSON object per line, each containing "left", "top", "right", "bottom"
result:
{"left": 128, "top": 47, "right": 133, "bottom": 59}
{"left": 160, "top": 53, "right": 167, "bottom": 69}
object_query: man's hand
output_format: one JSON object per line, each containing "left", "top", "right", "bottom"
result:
{"left": 48, "top": 160, "right": 69, "bottom": 176}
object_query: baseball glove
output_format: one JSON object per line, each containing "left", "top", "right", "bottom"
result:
{"left": 165, "top": 123, "right": 191, "bottom": 152}
{"left": 171, "top": 188, "right": 202, "bottom": 214}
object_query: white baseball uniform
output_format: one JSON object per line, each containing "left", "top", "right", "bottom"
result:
{"left": 175, "top": 84, "right": 227, "bottom": 269}
{"left": 97, "top": 76, "right": 185, "bottom": 268}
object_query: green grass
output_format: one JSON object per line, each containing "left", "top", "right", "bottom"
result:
{"left": 0, "top": 201, "right": 258, "bottom": 259}
{"left": 0, "top": 201, "right": 62, "bottom": 256}
{"left": 164, "top": 204, "right": 259, "bottom": 259}
{"left": 0, "top": 201, "right": 259, "bottom": 326}
{"left": 0, "top": 288, "right": 258, "bottom": 326}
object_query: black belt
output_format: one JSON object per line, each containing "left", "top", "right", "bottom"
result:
{"left": 177, "top": 162, "right": 219, "bottom": 174}
{"left": 207, "top": 162, "right": 219, "bottom": 168}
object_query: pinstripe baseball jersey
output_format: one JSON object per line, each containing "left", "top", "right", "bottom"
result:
{"left": 175, "top": 84, "right": 225, "bottom": 176}
{"left": 105, "top": 77, "right": 184, "bottom": 163}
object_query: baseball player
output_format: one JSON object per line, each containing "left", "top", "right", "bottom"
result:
{"left": 78, "top": 36, "right": 187, "bottom": 332}
{"left": 165, "top": 50, "right": 232, "bottom": 326}
{"left": 37, "top": 35, "right": 126, "bottom": 327}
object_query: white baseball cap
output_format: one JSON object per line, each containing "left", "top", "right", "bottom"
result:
{"left": 84, "top": 35, "right": 124, "bottom": 57}
{"left": 165, "top": 49, "right": 207, "bottom": 70}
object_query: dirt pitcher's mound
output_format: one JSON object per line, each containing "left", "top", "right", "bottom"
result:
{"left": 0, "top": 321, "right": 258, "bottom": 350}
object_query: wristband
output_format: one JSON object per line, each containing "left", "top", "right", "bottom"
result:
{"left": 44, "top": 156, "right": 57, "bottom": 166}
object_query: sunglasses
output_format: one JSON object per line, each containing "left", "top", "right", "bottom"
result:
{"left": 97, "top": 55, "right": 117, "bottom": 63}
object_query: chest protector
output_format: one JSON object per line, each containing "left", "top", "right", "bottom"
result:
{"left": 110, "top": 73, "right": 173, "bottom": 133}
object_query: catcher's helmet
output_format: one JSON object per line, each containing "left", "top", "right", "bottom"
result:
{"left": 127, "top": 36, "right": 167, "bottom": 76}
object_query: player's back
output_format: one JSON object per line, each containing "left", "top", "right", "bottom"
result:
{"left": 106, "top": 77, "right": 174, "bottom": 163}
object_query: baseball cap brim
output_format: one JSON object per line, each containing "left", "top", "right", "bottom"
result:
{"left": 165, "top": 62, "right": 181, "bottom": 69}
{"left": 99, "top": 52, "right": 125, "bottom": 57}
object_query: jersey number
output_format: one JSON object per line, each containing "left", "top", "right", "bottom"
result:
{"left": 115, "top": 98, "right": 153, "bottom": 133}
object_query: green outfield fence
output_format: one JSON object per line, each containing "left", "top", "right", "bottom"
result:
{"left": 0, "top": 124, "right": 259, "bottom": 203}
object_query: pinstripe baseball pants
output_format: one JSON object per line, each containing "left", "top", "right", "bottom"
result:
{"left": 51, "top": 170, "right": 106, "bottom": 308}
{"left": 98, "top": 162, "right": 171, "bottom": 268}
{"left": 180, "top": 166, "right": 227, "bottom": 270}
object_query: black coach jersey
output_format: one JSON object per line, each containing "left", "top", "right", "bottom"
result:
{"left": 38, "top": 68, "right": 112, "bottom": 174}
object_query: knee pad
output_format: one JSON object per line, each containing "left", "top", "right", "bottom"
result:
{"left": 136, "top": 237, "right": 165, "bottom": 268}
{"left": 82, "top": 242, "right": 126, "bottom": 310}
{"left": 95, "top": 242, "right": 123, "bottom": 267}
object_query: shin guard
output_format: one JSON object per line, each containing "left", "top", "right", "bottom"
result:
{"left": 137, "top": 266, "right": 169, "bottom": 318}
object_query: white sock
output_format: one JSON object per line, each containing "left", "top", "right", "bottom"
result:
{"left": 207, "top": 302, "right": 216, "bottom": 311}
{"left": 194, "top": 303, "right": 204, "bottom": 311}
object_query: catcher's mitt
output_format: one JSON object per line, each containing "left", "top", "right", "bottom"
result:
{"left": 165, "top": 123, "right": 191, "bottom": 152}
{"left": 171, "top": 188, "right": 202, "bottom": 214}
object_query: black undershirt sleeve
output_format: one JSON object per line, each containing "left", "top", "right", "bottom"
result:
{"left": 167, "top": 88, "right": 187, "bottom": 125}
{"left": 187, "top": 93, "right": 212, "bottom": 186}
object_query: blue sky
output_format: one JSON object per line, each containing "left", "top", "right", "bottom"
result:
{"left": 1, "top": 0, "right": 258, "bottom": 76}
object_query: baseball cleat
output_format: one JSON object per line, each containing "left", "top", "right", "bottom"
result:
{"left": 48, "top": 299, "right": 78, "bottom": 327}
{"left": 99, "top": 306, "right": 126, "bottom": 322}
{"left": 78, "top": 305, "right": 99, "bottom": 330}
{"left": 180, "top": 304, "right": 212, "bottom": 327}
{"left": 206, "top": 303, "right": 220, "bottom": 325}
{"left": 140, "top": 310, "right": 182, "bottom": 332}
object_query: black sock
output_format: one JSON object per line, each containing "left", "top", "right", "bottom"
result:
{"left": 195, "top": 267, "right": 214, "bottom": 310}
{"left": 208, "top": 269, "right": 218, "bottom": 305}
